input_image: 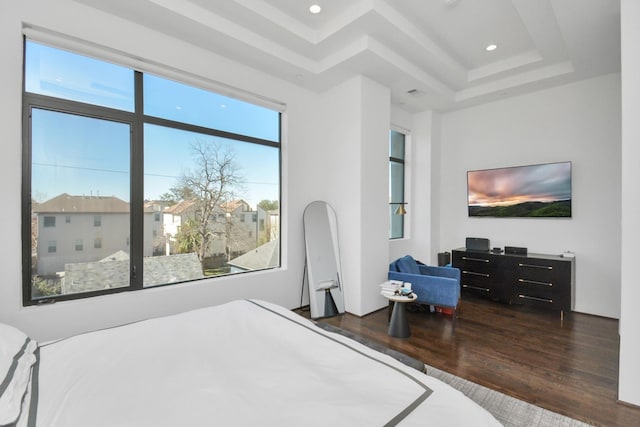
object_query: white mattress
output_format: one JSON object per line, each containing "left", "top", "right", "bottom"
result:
{"left": 21, "top": 300, "right": 501, "bottom": 426}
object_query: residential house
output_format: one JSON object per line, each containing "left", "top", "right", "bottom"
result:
{"left": 33, "top": 193, "right": 131, "bottom": 275}
{"left": 33, "top": 194, "right": 171, "bottom": 277}
{"left": 144, "top": 200, "right": 174, "bottom": 256}
{"left": 162, "top": 199, "right": 197, "bottom": 255}
{"left": 217, "top": 200, "right": 278, "bottom": 258}
{"left": 161, "top": 198, "right": 275, "bottom": 261}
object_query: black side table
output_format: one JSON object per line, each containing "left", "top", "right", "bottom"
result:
{"left": 383, "top": 294, "right": 417, "bottom": 338}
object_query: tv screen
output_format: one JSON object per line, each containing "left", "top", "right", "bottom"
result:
{"left": 467, "top": 161, "right": 572, "bottom": 218}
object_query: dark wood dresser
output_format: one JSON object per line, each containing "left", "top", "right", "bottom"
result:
{"left": 452, "top": 248, "right": 575, "bottom": 314}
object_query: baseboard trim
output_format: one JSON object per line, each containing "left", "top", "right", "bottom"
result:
{"left": 616, "top": 398, "right": 640, "bottom": 410}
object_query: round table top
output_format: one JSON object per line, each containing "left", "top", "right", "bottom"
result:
{"left": 383, "top": 293, "right": 417, "bottom": 303}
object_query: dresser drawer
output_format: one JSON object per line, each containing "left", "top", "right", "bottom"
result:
{"left": 513, "top": 292, "right": 558, "bottom": 309}
{"left": 453, "top": 250, "right": 502, "bottom": 296}
{"left": 460, "top": 270, "right": 493, "bottom": 293}
{"left": 510, "top": 258, "right": 571, "bottom": 310}
{"left": 513, "top": 260, "right": 559, "bottom": 282}
{"left": 514, "top": 280, "right": 557, "bottom": 300}
{"left": 453, "top": 253, "right": 494, "bottom": 275}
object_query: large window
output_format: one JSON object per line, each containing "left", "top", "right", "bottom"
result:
{"left": 22, "top": 40, "right": 281, "bottom": 305}
{"left": 389, "top": 130, "right": 406, "bottom": 239}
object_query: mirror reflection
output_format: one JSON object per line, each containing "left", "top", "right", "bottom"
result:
{"left": 303, "top": 201, "right": 345, "bottom": 319}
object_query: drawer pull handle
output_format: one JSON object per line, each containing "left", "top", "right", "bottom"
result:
{"left": 518, "top": 279, "right": 553, "bottom": 287}
{"left": 463, "top": 284, "right": 490, "bottom": 292}
{"left": 462, "top": 257, "right": 490, "bottom": 263}
{"left": 518, "top": 263, "right": 553, "bottom": 270}
{"left": 462, "top": 270, "right": 490, "bottom": 277}
{"left": 518, "top": 294, "right": 553, "bottom": 303}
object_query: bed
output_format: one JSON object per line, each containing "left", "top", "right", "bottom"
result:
{"left": 2, "top": 299, "right": 501, "bottom": 426}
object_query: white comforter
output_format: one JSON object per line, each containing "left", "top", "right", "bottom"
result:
{"left": 24, "top": 300, "right": 500, "bottom": 426}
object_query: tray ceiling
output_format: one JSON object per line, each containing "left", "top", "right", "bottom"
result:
{"left": 75, "top": 0, "right": 620, "bottom": 112}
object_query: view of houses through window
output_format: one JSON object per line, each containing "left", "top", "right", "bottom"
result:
{"left": 23, "top": 40, "right": 281, "bottom": 304}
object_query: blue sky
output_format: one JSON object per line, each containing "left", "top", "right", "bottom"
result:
{"left": 27, "top": 41, "right": 279, "bottom": 208}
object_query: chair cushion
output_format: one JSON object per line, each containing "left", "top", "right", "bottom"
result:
{"left": 396, "top": 255, "right": 421, "bottom": 275}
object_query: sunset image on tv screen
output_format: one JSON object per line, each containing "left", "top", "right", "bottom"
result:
{"left": 467, "top": 162, "right": 572, "bottom": 218}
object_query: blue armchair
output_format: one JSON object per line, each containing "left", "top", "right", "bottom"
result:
{"left": 388, "top": 255, "right": 461, "bottom": 317}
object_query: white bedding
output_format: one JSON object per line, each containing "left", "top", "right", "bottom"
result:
{"left": 21, "top": 300, "right": 500, "bottom": 426}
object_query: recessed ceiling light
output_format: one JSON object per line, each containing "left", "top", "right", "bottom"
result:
{"left": 486, "top": 44, "right": 497, "bottom": 51}
{"left": 309, "top": 4, "right": 322, "bottom": 14}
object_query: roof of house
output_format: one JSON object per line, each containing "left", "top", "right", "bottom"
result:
{"left": 144, "top": 200, "right": 174, "bottom": 213}
{"left": 34, "top": 193, "right": 129, "bottom": 214}
{"left": 164, "top": 199, "right": 198, "bottom": 215}
{"left": 63, "top": 252, "right": 204, "bottom": 293}
{"left": 227, "top": 239, "right": 279, "bottom": 271}
{"left": 220, "top": 199, "right": 250, "bottom": 213}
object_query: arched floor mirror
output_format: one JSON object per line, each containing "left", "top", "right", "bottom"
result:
{"left": 303, "top": 201, "right": 345, "bottom": 319}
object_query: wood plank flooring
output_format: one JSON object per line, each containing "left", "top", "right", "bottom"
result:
{"left": 297, "top": 296, "right": 640, "bottom": 427}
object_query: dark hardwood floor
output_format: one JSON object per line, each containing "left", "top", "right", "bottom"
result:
{"left": 298, "top": 295, "right": 640, "bottom": 427}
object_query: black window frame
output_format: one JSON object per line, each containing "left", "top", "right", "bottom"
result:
{"left": 21, "top": 38, "right": 282, "bottom": 306}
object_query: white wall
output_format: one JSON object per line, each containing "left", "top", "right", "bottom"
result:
{"left": 438, "top": 73, "right": 622, "bottom": 319}
{"left": 318, "top": 76, "right": 390, "bottom": 316}
{"left": 0, "top": 0, "right": 325, "bottom": 341}
{"left": 619, "top": 0, "right": 640, "bottom": 407}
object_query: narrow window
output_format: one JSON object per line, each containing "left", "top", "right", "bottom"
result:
{"left": 389, "top": 130, "right": 406, "bottom": 239}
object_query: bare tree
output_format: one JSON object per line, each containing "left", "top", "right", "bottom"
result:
{"left": 257, "top": 199, "right": 279, "bottom": 211}
{"left": 178, "top": 140, "right": 244, "bottom": 263}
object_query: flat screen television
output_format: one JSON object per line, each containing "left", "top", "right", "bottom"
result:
{"left": 467, "top": 161, "right": 572, "bottom": 218}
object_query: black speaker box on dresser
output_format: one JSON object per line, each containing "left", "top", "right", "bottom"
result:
{"left": 465, "top": 237, "right": 490, "bottom": 251}
{"left": 504, "top": 246, "right": 527, "bottom": 255}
